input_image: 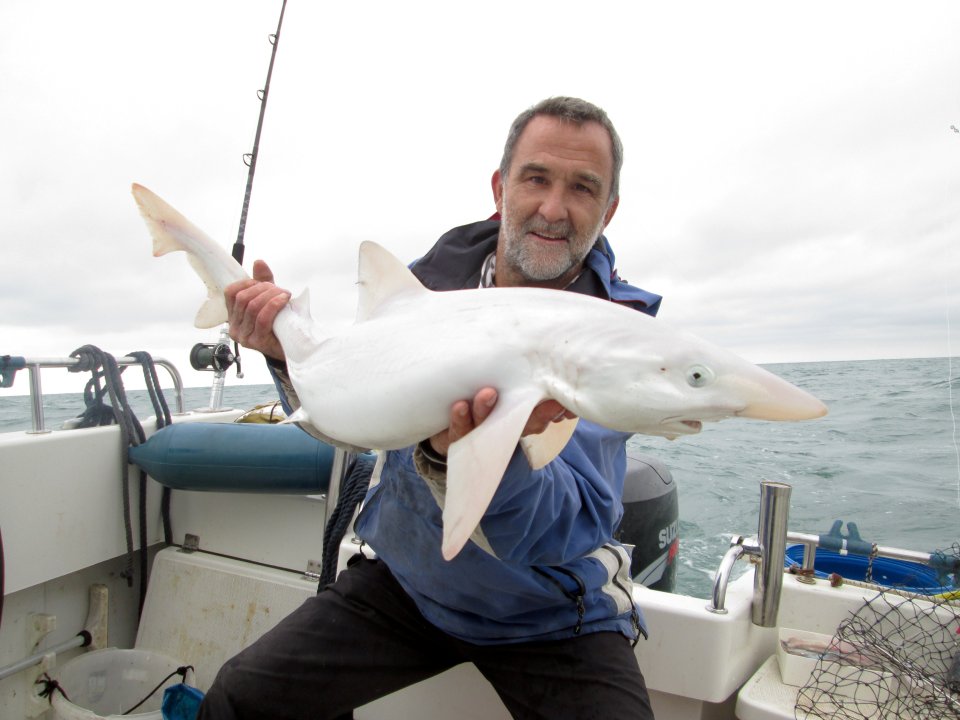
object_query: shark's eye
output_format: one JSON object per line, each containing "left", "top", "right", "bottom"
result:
{"left": 686, "top": 364, "right": 714, "bottom": 388}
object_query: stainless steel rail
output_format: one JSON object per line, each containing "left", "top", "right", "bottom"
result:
{"left": 707, "top": 539, "right": 751, "bottom": 615}
{"left": 707, "top": 481, "right": 792, "bottom": 626}
{"left": 752, "top": 481, "right": 792, "bottom": 626}
{"left": 0, "top": 634, "right": 88, "bottom": 681}
{"left": 786, "top": 530, "right": 935, "bottom": 570}
{"left": 708, "top": 483, "right": 950, "bottom": 619}
{"left": 5, "top": 355, "right": 185, "bottom": 434}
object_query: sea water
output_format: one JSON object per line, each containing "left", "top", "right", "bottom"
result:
{"left": 632, "top": 357, "right": 960, "bottom": 597}
{"left": 2, "top": 357, "right": 958, "bottom": 598}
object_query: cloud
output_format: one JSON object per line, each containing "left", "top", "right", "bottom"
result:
{"left": 2, "top": 0, "right": 959, "bottom": 396}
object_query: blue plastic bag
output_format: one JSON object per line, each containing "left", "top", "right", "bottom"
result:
{"left": 162, "top": 683, "right": 204, "bottom": 720}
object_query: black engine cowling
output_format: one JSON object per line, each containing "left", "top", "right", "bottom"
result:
{"left": 614, "top": 453, "right": 679, "bottom": 592}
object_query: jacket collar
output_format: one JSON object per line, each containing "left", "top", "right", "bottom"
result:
{"left": 410, "top": 219, "right": 661, "bottom": 316}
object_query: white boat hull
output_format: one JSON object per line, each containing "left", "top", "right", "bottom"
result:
{"left": 0, "top": 405, "right": 949, "bottom": 719}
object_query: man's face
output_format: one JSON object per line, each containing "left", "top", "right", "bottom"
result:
{"left": 493, "top": 115, "right": 619, "bottom": 288}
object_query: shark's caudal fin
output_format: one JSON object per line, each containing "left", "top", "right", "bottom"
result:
{"left": 356, "top": 240, "right": 428, "bottom": 321}
{"left": 132, "top": 183, "right": 248, "bottom": 328}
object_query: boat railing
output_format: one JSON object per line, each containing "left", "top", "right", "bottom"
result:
{"left": 707, "top": 481, "right": 791, "bottom": 626}
{"left": 785, "top": 529, "right": 939, "bottom": 574}
{"left": 0, "top": 354, "right": 185, "bottom": 434}
{"left": 707, "top": 492, "right": 956, "bottom": 619}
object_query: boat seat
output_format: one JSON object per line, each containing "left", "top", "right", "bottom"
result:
{"left": 135, "top": 546, "right": 511, "bottom": 719}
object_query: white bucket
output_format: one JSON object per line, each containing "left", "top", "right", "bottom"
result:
{"left": 51, "top": 648, "right": 191, "bottom": 719}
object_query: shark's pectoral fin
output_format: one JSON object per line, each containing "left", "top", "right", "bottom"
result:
{"left": 519, "top": 416, "right": 579, "bottom": 469}
{"left": 441, "top": 388, "right": 543, "bottom": 561}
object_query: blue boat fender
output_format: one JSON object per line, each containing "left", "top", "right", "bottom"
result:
{"left": 129, "top": 422, "right": 338, "bottom": 494}
{"left": 785, "top": 544, "right": 956, "bottom": 596}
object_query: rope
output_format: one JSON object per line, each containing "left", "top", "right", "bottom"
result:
{"left": 127, "top": 351, "right": 173, "bottom": 428}
{"left": 123, "top": 665, "right": 194, "bottom": 715}
{"left": 36, "top": 666, "right": 194, "bottom": 714}
{"left": 70, "top": 346, "right": 139, "bottom": 591}
{"left": 127, "top": 352, "right": 174, "bottom": 545}
{"left": 67, "top": 346, "right": 172, "bottom": 616}
{"left": 36, "top": 673, "right": 70, "bottom": 703}
{"left": 319, "top": 454, "right": 377, "bottom": 587}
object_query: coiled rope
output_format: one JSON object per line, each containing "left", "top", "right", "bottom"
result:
{"left": 68, "top": 346, "right": 173, "bottom": 615}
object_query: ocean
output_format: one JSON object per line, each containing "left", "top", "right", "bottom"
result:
{"left": 2, "top": 357, "right": 958, "bottom": 599}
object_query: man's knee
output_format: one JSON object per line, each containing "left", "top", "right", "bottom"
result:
{"left": 198, "top": 655, "right": 256, "bottom": 719}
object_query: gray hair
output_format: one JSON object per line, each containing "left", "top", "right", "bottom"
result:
{"left": 499, "top": 97, "right": 623, "bottom": 205}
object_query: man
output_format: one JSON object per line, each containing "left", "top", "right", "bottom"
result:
{"left": 199, "top": 97, "right": 661, "bottom": 719}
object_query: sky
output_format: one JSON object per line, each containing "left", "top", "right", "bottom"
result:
{"left": 2, "top": 0, "right": 959, "bottom": 396}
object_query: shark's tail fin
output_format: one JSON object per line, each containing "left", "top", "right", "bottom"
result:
{"left": 132, "top": 183, "right": 248, "bottom": 328}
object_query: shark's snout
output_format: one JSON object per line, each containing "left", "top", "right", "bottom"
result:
{"left": 733, "top": 371, "right": 828, "bottom": 422}
{"left": 737, "top": 396, "right": 828, "bottom": 421}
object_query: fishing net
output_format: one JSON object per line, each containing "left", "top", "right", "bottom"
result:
{"left": 795, "top": 582, "right": 960, "bottom": 718}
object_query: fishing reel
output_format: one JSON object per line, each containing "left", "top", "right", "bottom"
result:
{"left": 190, "top": 341, "right": 243, "bottom": 378}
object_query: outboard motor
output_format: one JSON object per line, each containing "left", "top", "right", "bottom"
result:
{"left": 615, "top": 454, "right": 679, "bottom": 592}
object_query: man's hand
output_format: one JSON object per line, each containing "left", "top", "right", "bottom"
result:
{"left": 225, "top": 259, "right": 289, "bottom": 361}
{"left": 427, "top": 388, "right": 576, "bottom": 457}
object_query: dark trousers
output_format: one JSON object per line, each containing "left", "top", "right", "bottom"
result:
{"left": 198, "top": 555, "right": 654, "bottom": 719}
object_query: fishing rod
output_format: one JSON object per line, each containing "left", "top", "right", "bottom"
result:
{"left": 193, "top": 1, "right": 288, "bottom": 392}
{"left": 233, "top": 0, "right": 288, "bottom": 266}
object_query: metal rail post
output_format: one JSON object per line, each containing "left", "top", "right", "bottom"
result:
{"left": 752, "top": 481, "right": 792, "bottom": 627}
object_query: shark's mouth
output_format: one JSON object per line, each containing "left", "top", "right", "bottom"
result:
{"left": 659, "top": 418, "right": 704, "bottom": 436}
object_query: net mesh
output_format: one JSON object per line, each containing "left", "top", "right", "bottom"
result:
{"left": 795, "top": 588, "right": 960, "bottom": 718}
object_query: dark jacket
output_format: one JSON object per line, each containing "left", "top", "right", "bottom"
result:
{"left": 412, "top": 220, "right": 662, "bottom": 316}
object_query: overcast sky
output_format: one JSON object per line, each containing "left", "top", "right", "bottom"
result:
{"left": 2, "top": 1, "right": 959, "bottom": 395}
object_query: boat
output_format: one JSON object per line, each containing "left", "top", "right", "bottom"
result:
{"left": 2, "top": 351, "right": 958, "bottom": 719}
{"left": 5, "top": 5, "right": 958, "bottom": 715}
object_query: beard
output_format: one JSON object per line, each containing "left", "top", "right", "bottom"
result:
{"left": 499, "top": 200, "right": 606, "bottom": 283}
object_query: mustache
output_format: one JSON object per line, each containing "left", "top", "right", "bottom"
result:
{"left": 522, "top": 217, "right": 575, "bottom": 239}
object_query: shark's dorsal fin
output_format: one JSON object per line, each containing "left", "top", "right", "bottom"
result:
{"left": 519, "top": 416, "right": 579, "bottom": 469}
{"left": 441, "top": 386, "right": 545, "bottom": 560}
{"left": 356, "top": 241, "right": 428, "bottom": 322}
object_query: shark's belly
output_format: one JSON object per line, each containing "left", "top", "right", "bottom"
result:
{"left": 287, "top": 335, "right": 537, "bottom": 450}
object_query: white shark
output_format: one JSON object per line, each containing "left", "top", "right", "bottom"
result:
{"left": 132, "top": 183, "right": 827, "bottom": 560}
